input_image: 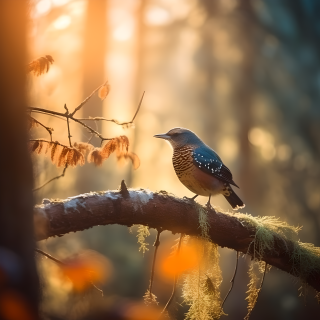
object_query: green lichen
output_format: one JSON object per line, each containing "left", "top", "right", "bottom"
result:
{"left": 234, "top": 213, "right": 300, "bottom": 258}
{"left": 197, "top": 205, "right": 210, "bottom": 239}
{"left": 291, "top": 241, "right": 320, "bottom": 279}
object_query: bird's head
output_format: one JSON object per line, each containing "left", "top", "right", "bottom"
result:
{"left": 154, "top": 127, "right": 201, "bottom": 149}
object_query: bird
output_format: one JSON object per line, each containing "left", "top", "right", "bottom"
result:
{"left": 154, "top": 127, "right": 245, "bottom": 209}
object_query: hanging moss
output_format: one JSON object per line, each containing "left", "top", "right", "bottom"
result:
{"left": 182, "top": 237, "right": 223, "bottom": 320}
{"left": 244, "top": 261, "right": 268, "bottom": 320}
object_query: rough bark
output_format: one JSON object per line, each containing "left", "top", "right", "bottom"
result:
{"left": 34, "top": 184, "right": 320, "bottom": 292}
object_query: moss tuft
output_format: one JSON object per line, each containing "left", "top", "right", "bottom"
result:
{"left": 136, "top": 225, "right": 150, "bottom": 255}
{"left": 197, "top": 205, "right": 210, "bottom": 239}
{"left": 143, "top": 289, "right": 158, "bottom": 306}
{"left": 234, "top": 213, "right": 300, "bottom": 258}
{"left": 292, "top": 241, "right": 320, "bottom": 278}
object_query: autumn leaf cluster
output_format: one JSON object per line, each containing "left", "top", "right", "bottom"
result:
{"left": 29, "top": 137, "right": 139, "bottom": 169}
{"left": 27, "top": 55, "right": 54, "bottom": 76}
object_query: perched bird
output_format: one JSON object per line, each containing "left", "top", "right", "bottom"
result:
{"left": 154, "top": 127, "right": 245, "bottom": 209}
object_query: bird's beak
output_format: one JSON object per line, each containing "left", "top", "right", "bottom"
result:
{"left": 153, "top": 133, "right": 170, "bottom": 140}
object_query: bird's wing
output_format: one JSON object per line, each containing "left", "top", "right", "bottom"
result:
{"left": 192, "top": 146, "right": 239, "bottom": 188}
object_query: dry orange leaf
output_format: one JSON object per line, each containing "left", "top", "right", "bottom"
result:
{"left": 29, "top": 140, "right": 94, "bottom": 168}
{"left": 87, "top": 136, "right": 140, "bottom": 169}
{"left": 98, "top": 82, "right": 110, "bottom": 101}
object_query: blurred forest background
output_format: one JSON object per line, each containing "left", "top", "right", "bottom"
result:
{"left": 28, "top": 0, "right": 320, "bottom": 319}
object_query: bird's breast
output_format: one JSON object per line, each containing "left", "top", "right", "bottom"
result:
{"left": 172, "top": 147, "right": 225, "bottom": 196}
{"left": 172, "top": 147, "right": 194, "bottom": 173}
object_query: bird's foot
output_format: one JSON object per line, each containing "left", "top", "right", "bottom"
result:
{"left": 206, "top": 195, "right": 213, "bottom": 210}
{"left": 206, "top": 201, "right": 213, "bottom": 210}
{"left": 183, "top": 195, "right": 198, "bottom": 202}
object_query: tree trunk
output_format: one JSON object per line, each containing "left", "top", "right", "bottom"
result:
{"left": 0, "top": 1, "right": 39, "bottom": 317}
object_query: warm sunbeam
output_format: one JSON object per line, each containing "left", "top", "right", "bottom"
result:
{"left": 53, "top": 15, "right": 71, "bottom": 30}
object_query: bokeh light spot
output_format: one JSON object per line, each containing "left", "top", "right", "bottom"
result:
{"left": 53, "top": 15, "right": 71, "bottom": 30}
{"left": 35, "top": 0, "right": 52, "bottom": 16}
{"left": 52, "top": 0, "right": 70, "bottom": 6}
{"left": 161, "top": 243, "right": 199, "bottom": 277}
{"left": 145, "top": 7, "right": 171, "bottom": 26}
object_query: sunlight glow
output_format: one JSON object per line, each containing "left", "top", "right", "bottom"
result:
{"left": 52, "top": 0, "right": 70, "bottom": 6}
{"left": 145, "top": 6, "right": 171, "bottom": 26}
{"left": 53, "top": 15, "right": 71, "bottom": 30}
{"left": 35, "top": 0, "right": 52, "bottom": 16}
{"left": 113, "top": 23, "right": 133, "bottom": 41}
{"left": 249, "top": 127, "right": 276, "bottom": 161}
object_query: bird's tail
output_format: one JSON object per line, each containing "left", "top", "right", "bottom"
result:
{"left": 223, "top": 185, "right": 245, "bottom": 210}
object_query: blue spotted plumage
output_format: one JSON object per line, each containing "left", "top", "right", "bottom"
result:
{"left": 154, "top": 127, "right": 244, "bottom": 209}
{"left": 192, "top": 147, "right": 239, "bottom": 188}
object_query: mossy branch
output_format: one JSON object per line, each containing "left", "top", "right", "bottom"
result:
{"left": 34, "top": 187, "right": 320, "bottom": 292}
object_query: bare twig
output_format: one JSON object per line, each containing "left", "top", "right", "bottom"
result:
{"left": 131, "top": 91, "right": 145, "bottom": 123}
{"left": 70, "top": 80, "right": 108, "bottom": 117}
{"left": 221, "top": 251, "right": 239, "bottom": 309}
{"left": 33, "top": 164, "right": 67, "bottom": 192}
{"left": 64, "top": 104, "right": 72, "bottom": 147}
{"left": 161, "top": 233, "right": 184, "bottom": 316}
{"left": 28, "top": 107, "right": 66, "bottom": 118}
{"left": 27, "top": 90, "right": 144, "bottom": 143}
{"left": 35, "top": 248, "right": 103, "bottom": 296}
{"left": 148, "top": 229, "right": 162, "bottom": 299}
{"left": 76, "top": 91, "right": 145, "bottom": 126}
{"left": 87, "top": 120, "right": 98, "bottom": 144}
{"left": 28, "top": 107, "right": 111, "bottom": 142}
{"left": 35, "top": 248, "right": 63, "bottom": 265}
{"left": 30, "top": 116, "right": 53, "bottom": 141}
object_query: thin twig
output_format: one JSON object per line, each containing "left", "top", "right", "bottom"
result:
{"left": 87, "top": 120, "right": 98, "bottom": 144}
{"left": 221, "top": 251, "right": 239, "bottom": 309}
{"left": 29, "top": 116, "right": 53, "bottom": 141}
{"left": 35, "top": 248, "right": 103, "bottom": 296}
{"left": 35, "top": 249, "right": 63, "bottom": 265}
{"left": 33, "top": 164, "right": 68, "bottom": 192}
{"left": 70, "top": 81, "right": 108, "bottom": 117}
{"left": 161, "top": 233, "right": 184, "bottom": 316}
{"left": 64, "top": 104, "right": 72, "bottom": 147}
{"left": 148, "top": 229, "right": 162, "bottom": 298}
{"left": 28, "top": 107, "right": 66, "bottom": 117}
{"left": 131, "top": 91, "right": 145, "bottom": 122}
{"left": 71, "top": 117, "right": 108, "bottom": 141}
{"left": 259, "top": 263, "right": 267, "bottom": 293}
{"left": 28, "top": 107, "right": 111, "bottom": 141}
{"left": 76, "top": 91, "right": 145, "bottom": 126}
{"left": 27, "top": 91, "right": 144, "bottom": 143}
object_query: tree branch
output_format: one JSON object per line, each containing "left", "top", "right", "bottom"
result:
{"left": 33, "top": 187, "right": 320, "bottom": 292}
